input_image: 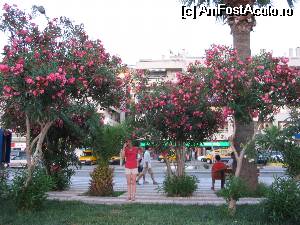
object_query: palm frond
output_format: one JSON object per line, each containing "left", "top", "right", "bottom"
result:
{"left": 286, "top": 0, "right": 296, "bottom": 7}
{"left": 255, "top": 0, "right": 272, "bottom": 7}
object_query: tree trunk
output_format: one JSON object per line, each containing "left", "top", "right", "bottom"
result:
{"left": 33, "top": 122, "right": 52, "bottom": 163}
{"left": 233, "top": 121, "right": 258, "bottom": 190}
{"left": 228, "top": 198, "right": 237, "bottom": 216}
{"left": 228, "top": 14, "right": 258, "bottom": 190}
{"left": 164, "top": 157, "right": 173, "bottom": 177}
{"left": 232, "top": 28, "right": 251, "bottom": 60}
{"left": 175, "top": 144, "right": 185, "bottom": 177}
{"left": 228, "top": 14, "right": 255, "bottom": 60}
{"left": 235, "top": 156, "right": 243, "bottom": 177}
{"left": 25, "top": 114, "right": 32, "bottom": 166}
{"left": 229, "top": 116, "right": 259, "bottom": 190}
{"left": 24, "top": 121, "right": 53, "bottom": 189}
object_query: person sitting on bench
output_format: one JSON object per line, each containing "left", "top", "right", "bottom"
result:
{"left": 211, "top": 154, "right": 227, "bottom": 191}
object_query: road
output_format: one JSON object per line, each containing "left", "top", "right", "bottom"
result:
{"left": 71, "top": 161, "right": 286, "bottom": 191}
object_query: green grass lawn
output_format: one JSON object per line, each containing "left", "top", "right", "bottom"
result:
{"left": 0, "top": 200, "right": 281, "bottom": 225}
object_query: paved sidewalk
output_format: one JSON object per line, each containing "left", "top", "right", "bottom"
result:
{"left": 47, "top": 183, "right": 264, "bottom": 205}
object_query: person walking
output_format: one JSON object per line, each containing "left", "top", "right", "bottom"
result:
{"left": 136, "top": 146, "right": 158, "bottom": 185}
{"left": 121, "top": 139, "right": 138, "bottom": 201}
{"left": 137, "top": 148, "right": 147, "bottom": 184}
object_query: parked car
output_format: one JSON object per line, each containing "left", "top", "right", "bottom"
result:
{"left": 109, "top": 156, "right": 121, "bottom": 165}
{"left": 10, "top": 149, "right": 20, "bottom": 158}
{"left": 197, "top": 155, "right": 207, "bottom": 162}
{"left": 256, "top": 151, "right": 268, "bottom": 165}
{"left": 8, "top": 151, "right": 27, "bottom": 168}
{"left": 205, "top": 148, "right": 232, "bottom": 164}
{"left": 79, "top": 149, "right": 98, "bottom": 165}
{"left": 157, "top": 153, "right": 176, "bottom": 163}
{"left": 220, "top": 157, "right": 231, "bottom": 163}
{"left": 269, "top": 151, "right": 283, "bottom": 162}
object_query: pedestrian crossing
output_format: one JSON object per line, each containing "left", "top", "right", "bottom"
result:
{"left": 46, "top": 169, "right": 269, "bottom": 205}
{"left": 70, "top": 176, "right": 227, "bottom": 192}
{"left": 48, "top": 180, "right": 263, "bottom": 205}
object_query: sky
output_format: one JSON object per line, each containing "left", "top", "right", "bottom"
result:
{"left": 0, "top": 0, "right": 300, "bottom": 65}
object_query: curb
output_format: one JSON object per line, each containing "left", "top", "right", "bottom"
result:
{"left": 47, "top": 192, "right": 264, "bottom": 206}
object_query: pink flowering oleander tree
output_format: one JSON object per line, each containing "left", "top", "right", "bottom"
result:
{"left": 0, "top": 4, "right": 125, "bottom": 187}
{"left": 187, "top": 45, "right": 300, "bottom": 211}
{"left": 131, "top": 70, "right": 224, "bottom": 176}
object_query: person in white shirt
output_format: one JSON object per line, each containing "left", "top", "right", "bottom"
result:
{"left": 136, "top": 146, "right": 158, "bottom": 185}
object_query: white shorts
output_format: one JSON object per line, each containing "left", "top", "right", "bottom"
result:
{"left": 125, "top": 168, "right": 138, "bottom": 175}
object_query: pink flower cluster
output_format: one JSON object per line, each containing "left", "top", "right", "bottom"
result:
{"left": 187, "top": 45, "right": 300, "bottom": 119}
{"left": 134, "top": 70, "right": 223, "bottom": 141}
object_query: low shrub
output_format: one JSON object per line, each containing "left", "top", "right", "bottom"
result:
{"left": 10, "top": 167, "right": 53, "bottom": 210}
{"left": 49, "top": 166, "right": 75, "bottom": 191}
{"left": 217, "top": 181, "right": 269, "bottom": 198}
{"left": 243, "top": 182, "right": 269, "bottom": 197}
{"left": 253, "top": 182, "right": 269, "bottom": 197}
{"left": 162, "top": 174, "right": 198, "bottom": 197}
{"left": 88, "top": 164, "right": 114, "bottom": 196}
{"left": 0, "top": 168, "right": 10, "bottom": 200}
{"left": 218, "top": 176, "right": 248, "bottom": 216}
{"left": 218, "top": 176, "right": 248, "bottom": 202}
{"left": 262, "top": 177, "right": 300, "bottom": 223}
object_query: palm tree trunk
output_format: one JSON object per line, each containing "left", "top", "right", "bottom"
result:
{"left": 233, "top": 121, "right": 258, "bottom": 190}
{"left": 228, "top": 14, "right": 255, "bottom": 60}
{"left": 232, "top": 29, "right": 251, "bottom": 60}
{"left": 228, "top": 15, "right": 258, "bottom": 190}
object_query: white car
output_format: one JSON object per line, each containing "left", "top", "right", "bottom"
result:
{"left": 197, "top": 156, "right": 207, "bottom": 162}
{"left": 9, "top": 152, "right": 27, "bottom": 168}
{"left": 270, "top": 152, "right": 283, "bottom": 162}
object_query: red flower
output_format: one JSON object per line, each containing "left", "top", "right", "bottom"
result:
{"left": 24, "top": 77, "right": 35, "bottom": 84}
{"left": 67, "top": 77, "right": 76, "bottom": 84}
{"left": 0, "top": 64, "right": 9, "bottom": 72}
{"left": 3, "top": 85, "right": 12, "bottom": 93}
{"left": 25, "top": 36, "right": 32, "bottom": 43}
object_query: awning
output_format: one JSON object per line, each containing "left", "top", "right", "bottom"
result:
{"left": 139, "top": 141, "right": 230, "bottom": 147}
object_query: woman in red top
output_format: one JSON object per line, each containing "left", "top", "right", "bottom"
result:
{"left": 121, "top": 139, "right": 138, "bottom": 201}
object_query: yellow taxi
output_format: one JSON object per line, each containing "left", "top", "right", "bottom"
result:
{"left": 79, "top": 149, "right": 98, "bottom": 165}
{"left": 158, "top": 150, "right": 176, "bottom": 163}
{"left": 205, "top": 148, "right": 232, "bottom": 164}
